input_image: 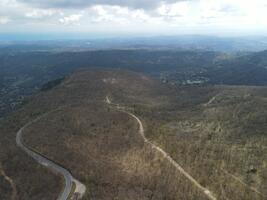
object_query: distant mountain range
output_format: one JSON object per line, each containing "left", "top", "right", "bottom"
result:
{"left": 0, "top": 47, "right": 267, "bottom": 118}
{"left": 206, "top": 50, "right": 267, "bottom": 85}
{"left": 1, "top": 35, "right": 267, "bottom": 52}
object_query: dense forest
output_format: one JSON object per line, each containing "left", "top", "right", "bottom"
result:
{"left": 0, "top": 49, "right": 267, "bottom": 118}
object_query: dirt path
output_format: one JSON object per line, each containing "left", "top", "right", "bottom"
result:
{"left": 221, "top": 168, "right": 265, "bottom": 197}
{"left": 0, "top": 164, "right": 17, "bottom": 200}
{"left": 203, "top": 94, "right": 218, "bottom": 107}
{"left": 106, "top": 96, "right": 217, "bottom": 200}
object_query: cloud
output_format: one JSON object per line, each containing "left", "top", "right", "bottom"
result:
{"left": 18, "top": 0, "right": 185, "bottom": 10}
{"left": 157, "top": 2, "right": 188, "bottom": 18}
{"left": 218, "top": 5, "right": 239, "bottom": 13}
{"left": 89, "top": 5, "right": 152, "bottom": 24}
{"left": 0, "top": 16, "right": 10, "bottom": 24}
{"left": 1, "top": 0, "right": 267, "bottom": 35}
{"left": 59, "top": 14, "right": 83, "bottom": 25}
{"left": 25, "top": 9, "right": 61, "bottom": 19}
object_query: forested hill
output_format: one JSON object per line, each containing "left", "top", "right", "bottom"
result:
{"left": 1, "top": 49, "right": 267, "bottom": 118}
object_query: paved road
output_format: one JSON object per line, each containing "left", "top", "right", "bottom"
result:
{"left": 16, "top": 110, "right": 85, "bottom": 200}
{"left": 106, "top": 96, "right": 217, "bottom": 200}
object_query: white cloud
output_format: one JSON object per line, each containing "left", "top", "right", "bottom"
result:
{"left": 90, "top": 6, "right": 114, "bottom": 22}
{"left": 59, "top": 14, "right": 83, "bottom": 25}
{"left": 0, "top": 0, "right": 267, "bottom": 35}
{"left": 0, "top": 16, "right": 10, "bottom": 24}
{"left": 25, "top": 9, "right": 61, "bottom": 19}
{"left": 88, "top": 5, "right": 152, "bottom": 24}
{"left": 157, "top": 2, "right": 189, "bottom": 17}
{"left": 18, "top": 0, "right": 182, "bottom": 10}
{"left": 131, "top": 10, "right": 151, "bottom": 22}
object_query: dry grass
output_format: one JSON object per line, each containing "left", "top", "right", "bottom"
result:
{"left": 1, "top": 69, "right": 267, "bottom": 200}
{"left": 23, "top": 103, "right": 209, "bottom": 199}
{"left": 137, "top": 86, "right": 267, "bottom": 200}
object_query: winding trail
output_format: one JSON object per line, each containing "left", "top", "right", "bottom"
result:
{"left": 221, "top": 168, "right": 265, "bottom": 197}
{"left": 106, "top": 96, "right": 217, "bottom": 200}
{"left": 0, "top": 164, "right": 17, "bottom": 200}
{"left": 16, "top": 110, "right": 85, "bottom": 200}
{"left": 203, "top": 94, "right": 219, "bottom": 107}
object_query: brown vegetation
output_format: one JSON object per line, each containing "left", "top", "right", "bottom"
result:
{"left": 0, "top": 69, "right": 267, "bottom": 200}
{"left": 135, "top": 86, "right": 267, "bottom": 200}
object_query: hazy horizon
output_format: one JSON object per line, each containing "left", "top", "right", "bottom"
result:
{"left": 1, "top": 33, "right": 267, "bottom": 42}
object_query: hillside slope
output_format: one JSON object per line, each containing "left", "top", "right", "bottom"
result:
{"left": 206, "top": 50, "right": 267, "bottom": 85}
{"left": 0, "top": 69, "right": 266, "bottom": 200}
{"left": 1, "top": 49, "right": 267, "bottom": 119}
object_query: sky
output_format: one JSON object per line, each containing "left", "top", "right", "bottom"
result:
{"left": 0, "top": 0, "right": 267, "bottom": 38}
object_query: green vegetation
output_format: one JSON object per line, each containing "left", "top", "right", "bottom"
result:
{"left": 1, "top": 49, "right": 267, "bottom": 119}
{"left": 40, "top": 77, "right": 65, "bottom": 91}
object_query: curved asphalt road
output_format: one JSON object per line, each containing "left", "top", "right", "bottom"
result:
{"left": 16, "top": 110, "right": 78, "bottom": 200}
